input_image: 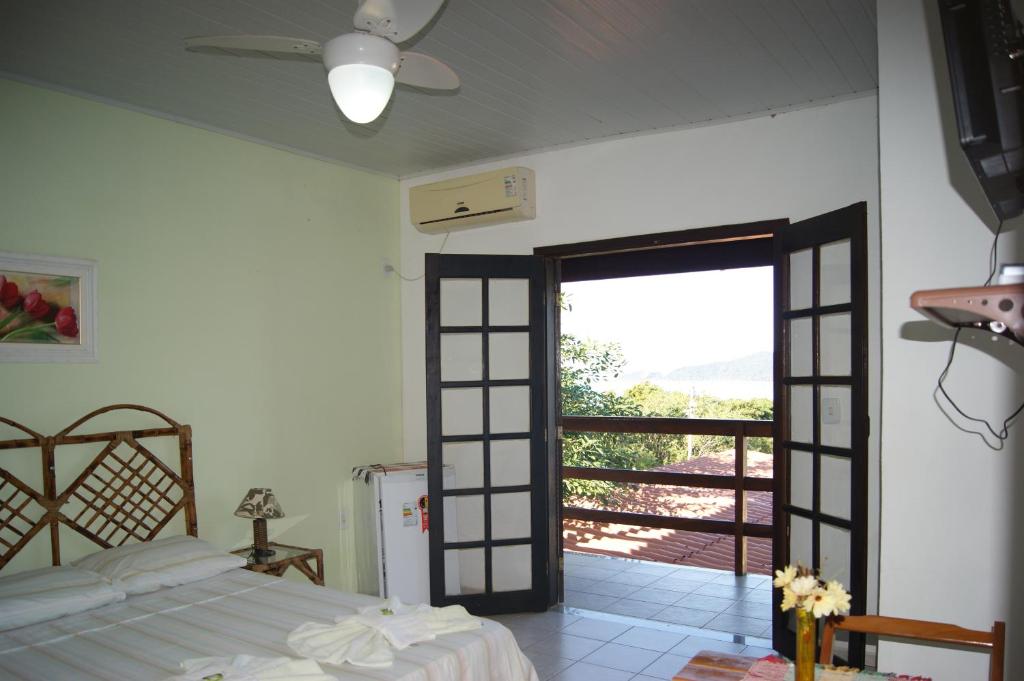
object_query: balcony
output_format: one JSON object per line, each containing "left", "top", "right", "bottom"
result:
{"left": 561, "top": 416, "right": 774, "bottom": 576}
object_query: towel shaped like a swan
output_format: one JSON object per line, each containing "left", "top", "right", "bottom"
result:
{"left": 166, "top": 655, "right": 336, "bottom": 681}
{"left": 287, "top": 597, "right": 481, "bottom": 668}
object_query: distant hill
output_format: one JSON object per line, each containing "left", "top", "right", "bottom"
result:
{"left": 623, "top": 351, "right": 772, "bottom": 383}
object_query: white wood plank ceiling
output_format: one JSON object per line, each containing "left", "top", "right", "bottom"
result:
{"left": 0, "top": 1, "right": 877, "bottom": 177}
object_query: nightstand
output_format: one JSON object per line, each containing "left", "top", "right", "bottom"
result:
{"left": 233, "top": 542, "right": 324, "bottom": 586}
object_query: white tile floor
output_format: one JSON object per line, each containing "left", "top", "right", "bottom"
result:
{"left": 563, "top": 551, "right": 774, "bottom": 638}
{"left": 488, "top": 551, "right": 778, "bottom": 680}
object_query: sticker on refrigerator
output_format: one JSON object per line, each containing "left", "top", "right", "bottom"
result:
{"left": 418, "top": 494, "right": 429, "bottom": 533}
{"left": 402, "top": 502, "right": 416, "bottom": 527}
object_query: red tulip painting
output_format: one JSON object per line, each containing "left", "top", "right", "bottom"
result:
{"left": 0, "top": 271, "right": 81, "bottom": 345}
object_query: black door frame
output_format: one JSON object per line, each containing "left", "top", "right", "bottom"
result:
{"left": 425, "top": 253, "right": 551, "bottom": 614}
{"left": 771, "top": 203, "right": 870, "bottom": 665}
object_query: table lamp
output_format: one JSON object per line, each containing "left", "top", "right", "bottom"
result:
{"left": 234, "top": 488, "right": 285, "bottom": 558}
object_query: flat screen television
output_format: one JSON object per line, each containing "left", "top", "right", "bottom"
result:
{"left": 938, "top": 0, "right": 1024, "bottom": 221}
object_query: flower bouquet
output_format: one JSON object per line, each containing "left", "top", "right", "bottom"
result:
{"left": 773, "top": 564, "right": 851, "bottom": 681}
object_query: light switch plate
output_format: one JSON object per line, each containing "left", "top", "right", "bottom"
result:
{"left": 822, "top": 397, "right": 841, "bottom": 424}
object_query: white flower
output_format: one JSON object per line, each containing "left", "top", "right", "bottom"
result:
{"left": 825, "top": 580, "right": 851, "bottom": 615}
{"left": 807, "top": 586, "right": 838, "bottom": 618}
{"left": 780, "top": 586, "right": 798, "bottom": 612}
{"left": 789, "top": 575, "right": 817, "bottom": 597}
{"left": 773, "top": 565, "right": 797, "bottom": 589}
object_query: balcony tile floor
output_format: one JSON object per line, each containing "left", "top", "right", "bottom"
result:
{"left": 565, "top": 551, "right": 774, "bottom": 637}
{"left": 491, "top": 551, "right": 777, "bottom": 680}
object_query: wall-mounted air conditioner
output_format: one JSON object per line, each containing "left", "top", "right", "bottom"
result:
{"left": 410, "top": 167, "right": 535, "bottom": 233}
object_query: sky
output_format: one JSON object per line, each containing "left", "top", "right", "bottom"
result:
{"left": 560, "top": 266, "right": 774, "bottom": 377}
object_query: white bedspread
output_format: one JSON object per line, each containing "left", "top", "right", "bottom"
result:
{"left": 0, "top": 570, "right": 538, "bottom": 681}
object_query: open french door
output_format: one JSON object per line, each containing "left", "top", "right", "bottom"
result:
{"left": 424, "top": 254, "right": 556, "bottom": 615}
{"left": 772, "top": 203, "right": 869, "bottom": 666}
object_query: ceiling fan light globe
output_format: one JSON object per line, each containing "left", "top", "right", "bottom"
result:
{"left": 328, "top": 64, "right": 395, "bottom": 124}
{"left": 322, "top": 33, "right": 400, "bottom": 124}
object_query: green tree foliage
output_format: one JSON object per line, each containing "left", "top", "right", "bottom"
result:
{"left": 560, "top": 333, "right": 773, "bottom": 503}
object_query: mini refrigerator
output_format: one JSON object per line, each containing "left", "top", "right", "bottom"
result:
{"left": 352, "top": 462, "right": 457, "bottom": 605}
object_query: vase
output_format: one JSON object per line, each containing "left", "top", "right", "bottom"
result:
{"left": 795, "top": 608, "right": 816, "bottom": 681}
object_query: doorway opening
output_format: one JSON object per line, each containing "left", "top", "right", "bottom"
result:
{"left": 560, "top": 268, "right": 774, "bottom": 574}
{"left": 541, "top": 227, "right": 778, "bottom": 640}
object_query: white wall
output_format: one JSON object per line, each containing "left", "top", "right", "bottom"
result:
{"left": 398, "top": 96, "right": 882, "bottom": 608}
{"left": 877, "top": 2, "right": 1022, "bottom": 678}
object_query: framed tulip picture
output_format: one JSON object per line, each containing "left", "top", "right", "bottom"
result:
{"left": 0, "top": 252, "right": 97, "bottom": 362}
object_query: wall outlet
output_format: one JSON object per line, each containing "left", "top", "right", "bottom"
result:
{"left": 338, "top": 510, "right": 347, "bottom": 530}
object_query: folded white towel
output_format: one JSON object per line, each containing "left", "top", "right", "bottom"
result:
{"left": 288, "top": 597, "right": 481, "bottom": 668}
{"left": 166, "top": 655, "right": 336, "bottom": 681}
{"left": 287, "top": 619, "right": 395, "bottom": 668}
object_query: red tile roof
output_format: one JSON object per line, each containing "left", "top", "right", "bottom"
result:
{"left": 563, "top": 449, "right": 773, "bottom": 575}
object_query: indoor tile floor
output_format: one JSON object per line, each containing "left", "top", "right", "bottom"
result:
{"left": 489, "top": 551, "right": 777, "bottom": 680}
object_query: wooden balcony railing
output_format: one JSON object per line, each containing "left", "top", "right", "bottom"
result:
{"left": 561, "top": 415, "right": 773, "bottom": 575}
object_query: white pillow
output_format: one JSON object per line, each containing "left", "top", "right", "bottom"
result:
{"left": 72, "top": 535, "right": 245, "bottom": 595}
{"left": 0, "top": 565, "right": 126, "bottom": 631}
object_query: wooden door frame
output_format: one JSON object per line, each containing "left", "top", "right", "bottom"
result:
{"left": 425, "top": 254, "right": 551, "bottom": 614}
{"left": 771, "top": 203, "right": 870, "bottom": 665}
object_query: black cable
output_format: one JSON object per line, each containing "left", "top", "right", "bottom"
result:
{"left": 935, "top": 216, "right": 1024, "bottom": 448}
{"left": 983, "top": 216, "right": 1005, "bottom": 286}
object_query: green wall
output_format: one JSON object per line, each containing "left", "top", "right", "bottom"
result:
{"left": 0, "top": 78, "right": 401, "bottom": 589}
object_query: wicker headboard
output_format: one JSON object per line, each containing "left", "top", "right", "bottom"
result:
{"left": 0, "top": 404, "right": 197, "bottom": 570}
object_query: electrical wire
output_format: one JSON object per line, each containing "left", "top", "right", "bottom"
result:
{"left": 388, "top": 232, "right": 450, "bottom": 282}
{"left": 935, "top": 216, "right": 1024, "bottom": 448}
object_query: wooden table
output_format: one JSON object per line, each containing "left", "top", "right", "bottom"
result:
{"left": 673, "top": 652, "right": 760, "bottom": 680}
{"left": 675, "top": 651, "right": 921, "bottom": 680}
{"left": 232, "top": 542, "right": 325, "bottom": 586}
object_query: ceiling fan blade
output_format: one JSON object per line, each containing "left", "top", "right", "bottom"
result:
{"left": 184, "top": 35, "right": 322, "bottom": 60}
{"left": 354, "top": 0, "right": 445, "bottom": 43}
{"left": 396, "top": 52, "right": 459, "bottom": 90}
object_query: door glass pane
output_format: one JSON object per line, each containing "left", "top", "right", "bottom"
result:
{"left": 820, "top": 455, "right": 851, "bottom": 520}
{"left": 442, "top": 442, "right": 483, "bottom": 489}
{"left": 820, "top": 313, "right": 851, "bottom": 376}
{"left": 489, "top": 332, "right": 530, "bottom": 380}
{"left": 440, "top": 279, "right": 482, "bottom": 326}
{"left": 790, "top": 513, "right": 813, "bottom": 568}
{"left": 820, "top": 239, "right": 851, "bottom": 306}
{"left": 490, "top": 386, "right": 530, "bottom": 433}
{"left": 790, "top": 385, "right": 813, "bottom": 444}
{"left": 441, "top": 333, "right": 482, "bottom": 381}
{"left": 441, "top": 388, "right": 482, "bottom": 436}
{"left": 491, "top": 439, "right": 530, "bottom": 486}
{"left": 444, "top": 495, "right": 484, "bottom": 542}
{"left": 489, "top": 279, "right": 529, "bottom": 326}
{"left": 789, "top": 448, "right": 813, "bottom": 511}
{"left": 820, "top": 523, "right": 851, "bottom": 586}
{"left": 445, "top": 548, "right": 485, "bottom": 595}
{"left": 493, "top": 545, "right": 532, "bottom": 592}
{"left": 491, "top": 492, "right": 531, "bottom": 540}
{"left": 789, "top": 248, "right": 813, "bottom": 310}
{"left": 820, "top": 385, "right": 851, "bottom": 448}
{"left": 787, "top": 318, "right": 813, "bottom": 377}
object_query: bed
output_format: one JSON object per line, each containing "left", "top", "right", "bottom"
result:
{"left": 0, "top": 405, "right": 537, "bottom": 681}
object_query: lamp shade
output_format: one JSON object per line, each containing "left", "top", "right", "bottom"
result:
{"left": 323, "top": 33, "right": 399, "bottom": 124}
{"left": 234, "top": 488, "right": 285, "bottom": 519}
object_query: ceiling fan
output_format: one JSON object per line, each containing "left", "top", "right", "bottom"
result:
{"left": 184, "top": 0, "right": 458, "bottom": 125}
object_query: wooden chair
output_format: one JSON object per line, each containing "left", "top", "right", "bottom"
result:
{"left": 819, "top": 615, "right": 1005, "bottom": 681}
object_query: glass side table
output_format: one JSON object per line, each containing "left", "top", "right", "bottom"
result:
{"left": 232, "top": 542, "right": 324, "bottom": 586}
